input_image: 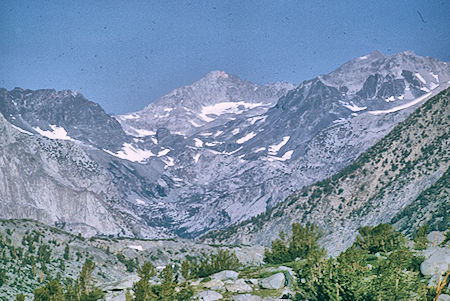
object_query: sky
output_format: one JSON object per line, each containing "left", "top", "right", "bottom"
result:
{"left": 1, "top": 0, "right": 449, "bottom": 114}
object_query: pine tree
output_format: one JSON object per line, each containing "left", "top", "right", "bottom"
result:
{"left": 14, "top": 294, "right": 25, "bottom": 301}
{"left": 132, "top": 261, "right": 157, "bottom": 301}
{"left": 33, "top": 279, "right": 65, "bottom": 301}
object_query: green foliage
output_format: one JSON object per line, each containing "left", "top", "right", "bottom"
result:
{"left": 441, "top": 229, "right": 450, "bottom": 247}
{"left": 132, "top": 261, "right": 157, "bottom": 300}
{"left": 180, "top": 249, "right": 241, "bottom": 279}
{"left": 117, "top": 253, "right": 138, "bottom": 272}
{"left": 264, "top": 223, "right": 325, "bottom": 264}
{"left": 176, "top": 285, "right": 194, "bottom": 301}
{"left": 130, "top": 262, "right": 194, "bottom": 301}
{"left": 158, "top": 265, "right": 176, "bottom": 300}
{"left": 63, "top": 244, "right": 70, "bottom": 260}
{"left": 355, "top": 224, "right": 405, "bottom": 253}
{"left": 292, "top": 224, "right": 427, "bottom": 301}
{"left": 15, "top": 294, "right": 25, "bottom": 301}
{"left": 413, "top": 224, "right": 429, "bottom": 250}
{"left": 33, "top": 279, "right": 65, "bottom": 301}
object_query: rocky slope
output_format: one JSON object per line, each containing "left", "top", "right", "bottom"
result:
{"left": 1, "top": 51, "right": 449, "bottom": 240}
{"left": 203, "top": 88, "right": 450, "bottom": 256}
{"left": 0, "top": 219, "right": 264, "bottom": 300}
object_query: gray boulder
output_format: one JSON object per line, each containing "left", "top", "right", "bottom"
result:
{"left": 211, "top": 270, "right": 239, "bottom": 281}
{"left": 420, "top": 247, "right": 450, "bottom": 276}
{"left": 196, "top": 290, "right": 223, "bottom": 301}
{"left": 225, "top": 279, "right": 253, "bottom": 293}
{"left": 232, "top": 294, "right": 261, "bottom": 301}
{"left": 428, "top": 231, "right": 445, "bottom": 246}
{"left": 260, "top": 272, "right": 285, "bottom": 289}
{"left": 438, "top": 294, "right": 450, "bottom": 301}
{"left": 203, "top": 279, "right": 225, "bottom": 290}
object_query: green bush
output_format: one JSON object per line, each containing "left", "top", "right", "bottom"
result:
{"left": 180, "top": 249, "right": 241, "bottom": 279}
{"left": 264, "top": 223, "right": 325, "bottom": 264}
{"left": 355, "top": 224, "right": 405, "bottom": 253}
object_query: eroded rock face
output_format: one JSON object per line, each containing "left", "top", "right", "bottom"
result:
{"left": 260, "top": 273, "right": 286, "bottom": 289}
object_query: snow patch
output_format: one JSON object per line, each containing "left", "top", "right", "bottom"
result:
{"left": 199, "top": 132, "right": 213, "bottom": 137}
{"left": 253, "top": 147, "right": 266, "bottom": 153}
{"left": 193, "top": 153, "right": 201, "bottom": 163}
{"left": 429, "top": 82, "right": 439, "bottom": 90}
{"left": 415, "top": 73, "right": 426, "bottom": 84}
{"left": 199, "top": 102, "right": 264, "bottom": 122}
{"left": 343, "top": 102, "right": 367, "bottom": 112}
{"left": 163, "top": 108, "right": 173, "bottom": 112}
{"left": 430, "top": 73, "right": 439, "bottom": 82}
{"left": 128, "top": 245, "right": 144, "bottom": 251}
{"left": 136, "top": 199, "right": 145, "bottom": 205}
{"left": 224, "top": 146, "right": 242, "bottom": 155}
{"left": 420, "top": 87, "right": 430, "bottom": 92}
{"left": 368, "top": 92, "right": 432, "bottom": 115}
{"left": 248, "top": 115, "right": 267, "bottom": 125}
{"left": 11, "top": 124, "right": 34, "bottom": 135}
{"left": 205, "top": 142, "right": 221, "bottom": 146}
{"left": 194, "top": 138, "right": 203, "bottom": 147}
{"left": 359, "top": 55, "right": 368, "bottom": 60}
{"left": 385, "top": 96, "right": 395, "bottom": 102}
{"left": 162, "top": 156, "right": 174, "bottom": 167}
{"left": 157, "top": 149, "right": 170, "bottom": 157}
{"left": 268, "top": 136, "right": 290, "bottom": 155}
{"left": 104, "top": 143, "right": 155, "bottom": 163}
{"left": 34, "top": 125, "right": 74, "bottom": 141}
{"left": 214, "top": 130, "right": 223, "bottom": 137}
{"left": 232, "top": 128, "right": 240, "bottom": 135}
{"left": 133, "top": 128, "right": 156, "bottom": 137}
{"left": 398, "top": 95, "right": 404, "bottom": 100}
{"left": 236, "top": 132, "right": 256, "bottom": 144}
{"left": 189, "top": 120, "right": 201, "bottom": 127}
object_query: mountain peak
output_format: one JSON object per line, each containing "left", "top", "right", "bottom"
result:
{"left": 204, "top": 70, "right": 230, "bottom": 80}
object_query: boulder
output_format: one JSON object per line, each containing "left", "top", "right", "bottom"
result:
{"left": 211, "top": 270, "right": 239, "bottom": 281}
{"left": 420, "top": 247, "right": 450, "bottom": 276}
{"left": 225, "top": 279, "right": 253, "bottom": 293}
{"left": 196, "top": 290, "right": 223, "bottom": 301}
{"left": 428, "top": 231, "right": 445, "bottom": 246}
{"left": 438, "top": 294, "right": 450, "bottom": 301}
{"left": 260, "top": 272, "right": 285, "bottom": 289}
{"left": 202, "top": 279, "right": 225, "bottom": 290}
{"left": 247, "top": 278, "right": 259, "bottom": 285}
{"left": 232, "top": 294, "right": 262, "bottom": 301}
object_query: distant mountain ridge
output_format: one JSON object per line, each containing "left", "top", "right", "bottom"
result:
{"left": 0, "top": 50, "right": 449, "bottom": 243}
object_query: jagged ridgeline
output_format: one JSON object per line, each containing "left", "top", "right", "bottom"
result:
{"left": 203, "top": 88, "right": 449, "bottom": 255}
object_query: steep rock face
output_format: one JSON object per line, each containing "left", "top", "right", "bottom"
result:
{"left": 0, "top": 88, "right": 129, "bottom": 151}
{"left": 202, "top": 88, "right": 450, "bottom": 255}
{"left": 0, "top": 113, "right": 159, "bottom": 237}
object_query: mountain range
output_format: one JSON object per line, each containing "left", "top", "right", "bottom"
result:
{"left": 0, "top": 50, "right": 449, "bottom": 250}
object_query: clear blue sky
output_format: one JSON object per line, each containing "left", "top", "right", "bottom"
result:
{"left": 1, "top": 0, "right": 449, "bottom": 114}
